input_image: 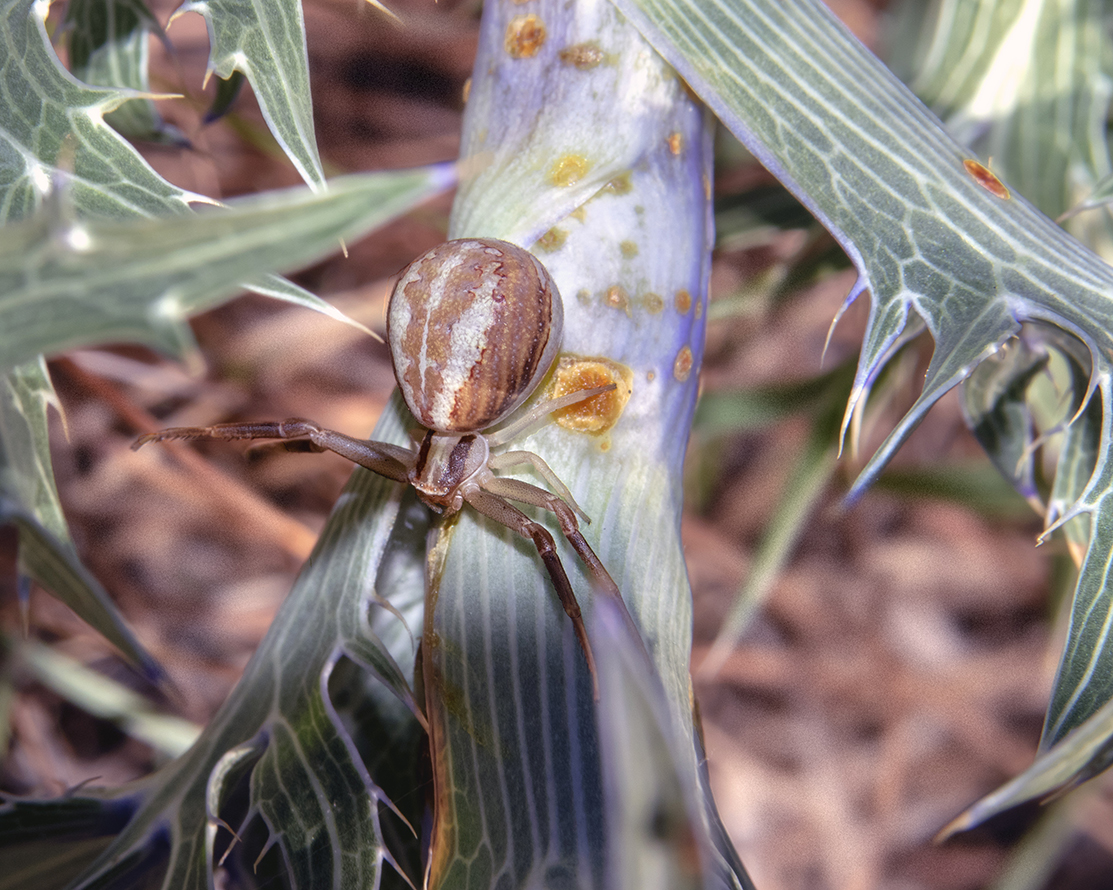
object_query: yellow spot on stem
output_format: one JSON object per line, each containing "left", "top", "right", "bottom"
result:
{"left": 673, "top": 346, "right": 694, "bottom": 382}
{"left": 667, "top": 132, "right": 683, "bottom": 155}
{"left": 550, "top": 356, "right": 633, "bottom": 433}
{"left": 675, "top": 289, "right": 692, "bottom": 314}
{"left": 604, "top": 285, "right": 631, "bottom": 314}
{"left": 644, "top": 292, "right": 664, "bottom": 313}
{"left": 505, "top": 14, "right": 546, "bottom": 58}
{"left": 559, "top": 41, "right": 605, "bottom": 69}
{"left": 603, "top": 172, "right": 632, "bottom": 195}
{"left": 549, "top": 154, "right": 590, "bottom": 187}
{"left": 536, "top": 227, "right": 567, "bottom": 252}
{"left": 619, "top": 240, "right": 639, "bottom": 258}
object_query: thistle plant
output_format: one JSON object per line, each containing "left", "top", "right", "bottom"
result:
{"left": 4, "top": 0, "right": 1113, "bottom": 888}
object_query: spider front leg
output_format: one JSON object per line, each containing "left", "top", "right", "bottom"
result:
{"left": 482, "top": 476, "right": 621, "bottom": 599}
{"left": 482, "top": 475, "right": 647, "bottom": 655}
{"left": 133, "top": 418, "right": 414, "bottom": 484}
{"left": 487, "top": 451, "right": 589, "bottom": 521}
{"left": 463, "top": 487, "right": 599, "bottom": 698}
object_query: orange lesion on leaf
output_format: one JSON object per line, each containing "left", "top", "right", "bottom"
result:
{"left": 963, "top": 159, "right": 1010, "bottom": 200}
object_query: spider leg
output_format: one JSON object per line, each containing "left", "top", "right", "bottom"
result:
{"left": 487, "top": 450, "right": 588, "bottom": 520}
{"left": 483, "top": 477, "right": 619, "bottom": 595}
{"left": 482, "top": 476, "right": 647, "bottom": 655}
{"left": 485, "top": 383, "right": 616, "bottom": 446}
{"left": 463, "top": 487, "right": 599, "bottom": 699}
{"left": 133, "top": 418, "right": 414, "bottom": 483}
{"left": 244, "top": 439, "right": 326, "bottom": 459}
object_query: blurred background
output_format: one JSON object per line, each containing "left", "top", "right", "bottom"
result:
{"left": 3, "top": 1, "right": 1104, "bottom": 888}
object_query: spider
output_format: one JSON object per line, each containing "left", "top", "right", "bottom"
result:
{"left": 134, "top": 238, "right": 636, "bottom": 691}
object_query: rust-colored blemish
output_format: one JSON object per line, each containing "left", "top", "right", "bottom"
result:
{"left": 439, "top": 678, "right": 492, "bottom": 748}
{"left": 702, "top": 173, "right": 711, "bottom": 201}
{"left": 673, "top": 345, "right": 694, "bottom": 382}
{"left": 679, "top": 76, "right": 701, "bottom": 105}
{"left": 505, "top": 14, "right": 546, "bottom": 59}
{"left": 559, "top": 41, "right": 604, "bottom": 69}
{"left": 604, "top": 284, "right": 631, "bottom": 314}
{"left": 536, "top": 227, "right": 567, "bottom": 252}
{"left": 550, "top": 355, "right": 633, "bottom": 433}
{"left": 549, "top": 153, "right": 590, "bottom": 187}
{"left": 963, "top": 158, "right": 1010, "bottom": 199}
{"left": 619, "top": 240, "right": 639, "bottom": 259}
{"left": 694, "top": 299, "right": 703, "bottom": 320}
{"left": 461, "top": 77, "right": 471, "bottom": 104}
{"left": 644, "top": 292, "right": 664, "bottom": 314}
{"left": 647, "top": 370, "right": 656, "bottom": 382}
{"left": 603, "top": 172, "right": 632, "bottom": 195}
{"left": 667, "top": 131, "right": 683, "bottom": 155}
{"left": 675, "top": 289, "right": 692, "bottom": 314}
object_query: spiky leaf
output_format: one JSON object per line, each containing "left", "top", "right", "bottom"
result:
{"left": 0, "top": 0, "right": 193, "bottom": 221}
{"left": 27, "top": 416, "right": 419, "bottom": 890}
{"left": 65, "top": 0, "right": 182, "bottom": 143}
{"left": 899, "top": 0, "right": 1113, "bottom": 257}
{"left": 177, "top": 0, "right": 325, "bottom": 189}
{"left": 617, "top": 0, "right": 1113, "bottom": 785}
{"left": 0, "top": 359, "right": 162, "bottom": 679}
{"left": 0, "top": 166, "right": 451, "bottom": 373}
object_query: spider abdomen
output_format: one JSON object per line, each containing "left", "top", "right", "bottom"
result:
{"left": 388, "top": 238, "right": 564, "bottom": 433}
